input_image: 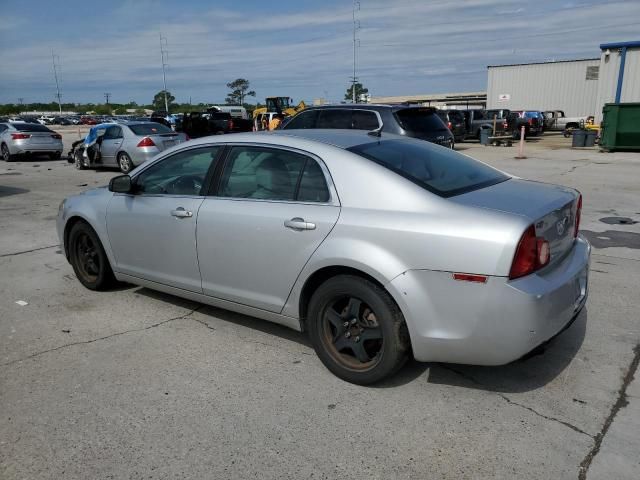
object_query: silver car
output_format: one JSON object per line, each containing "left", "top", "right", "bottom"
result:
{"left": 72, "top": 121, "right": 188, "bottom": 173}
{"left": 57, "top": 130, "right": 590, "bottom": 384}
{"left": 0, "top": 121, "right": 64, "bottom": 161}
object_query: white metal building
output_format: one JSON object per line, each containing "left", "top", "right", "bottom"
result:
{"left": 594, "top": 40, "right": 640, "bottom": 122}
{"left": 486, "top": 58, "right": 600, "bottom": 117}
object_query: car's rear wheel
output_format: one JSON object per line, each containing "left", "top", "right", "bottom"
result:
{"left": 118, "top": 152, "right": 133, "bottom": 173}
{"left": 68, "top": 222, "right": 115, "bottom": 290}
{"left": 1, "top": 144, "right": 15, "bottom": 162}
{"left": 307, "top": 275, "right": 409, "bottom": 385}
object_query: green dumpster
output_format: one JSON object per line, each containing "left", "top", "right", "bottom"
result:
{"left": 600, "top": 103, "right": 640, "bottom": 152}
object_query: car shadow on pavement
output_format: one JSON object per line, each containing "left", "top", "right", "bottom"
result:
{"left": 134, "top": 287, "right": 313, "bottom": 348}
{"left": 0, "top": 185, "right": 29, "bottom": 197}
{"left": 427, "top": 308, "right": 588, "bottom": 393}
{"left": 132, "top": 287, "right": 587, "bottom": 391}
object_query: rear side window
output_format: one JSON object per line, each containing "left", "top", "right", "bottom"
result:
{"left": 352, "top": 110, "right": 379, "bottom": 130}
{"left": 13, "top": 123, "right": 51, "bottom": 132}
{"left": 394, "top": 109, "right": 447, "bottom": 132}
{"left": 284, "top": 110, "right": 319, "bottom": 129}
{"left": 128, "top": 122, "right": 173, "bottom": 135}
{"left": 298, "top": 160, "right": 330, "bottom": 202}
{"left": 347, "top": 139, "right": 509, "bottom": 197}
{"left": 316, "top": 110, "right": 352, "bottom": 129}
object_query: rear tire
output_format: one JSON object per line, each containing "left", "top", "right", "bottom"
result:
{"left": 118, "top": 152, "right": 133, "bottom": 173}
{"left": 307, "top": 275, "right": 409, "bottom": 385}
{"left": 1, "top": 143, "right": 15, "bottom": 162}
{"left": 68, "top": 222, "right": 115, "bottom": 291}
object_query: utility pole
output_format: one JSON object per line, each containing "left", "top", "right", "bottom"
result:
{"left": 51, "top": 51, "right": 63, "bottom": 114}
{"left": 159, "top": 33, "right": 169, "bottom": 113}
{"left": 104, "top": 92, "right": 111, "bottom": 105}
{"left": 351, "top": 1, "right": 360, "bottom": 103}
{"left": 18, "top": 98, "right": 24, "bottom": 113}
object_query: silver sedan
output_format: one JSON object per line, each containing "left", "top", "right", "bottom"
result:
{"left": 73, "top": 121, "right": 188, "bottom": 173}
{"left": 57, "top": 130, "right": 590, "bottom": 384}
{"left": 0, "top": 121, "right": 63, "bottom": 160}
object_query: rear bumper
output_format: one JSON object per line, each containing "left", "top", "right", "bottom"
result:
{"left": 10, "top": 140, "right": 63, "bottom": 154}
{"left": 388, "top": 235, "right": 591, "bottom": 365}
{"left": 129, "top": 148, "right": 160, "bottom": 166}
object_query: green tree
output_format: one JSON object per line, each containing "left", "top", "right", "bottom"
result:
{"left": 225, "top": 79, "right": 255, "bottom": 105}
{"left": 152, "top": 90, "right": 175, "bottom": 112}
{"left": 344, "top": 82, "right": 369, "bottom": 102}
{"left": 94, "top": 104, "right": 112, "bottom": 115}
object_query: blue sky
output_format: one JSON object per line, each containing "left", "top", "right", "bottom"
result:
{"left": 1, "top": 0, "right": 639, "bottom": 105}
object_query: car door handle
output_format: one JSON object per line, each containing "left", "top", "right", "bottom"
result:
{"left": 284, "top": 217, "right": 316, "bottom": 231}
{"left": 170, "top": 208, "right": 193, "bottom": 218}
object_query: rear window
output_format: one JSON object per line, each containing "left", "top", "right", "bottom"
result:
{"left": 448, "top": 111, "right": 464, "bottom": 122}
{"left": 394, "top": 108, "right": 447, "bottom": 132}
{"left": 317, "top": 110, "right": 352, "bottom": 129}
{"left": 347, "top": 139, "right": 509, "bottom": 197}
{"left": 128, "top": 122, "right": 173, "bottom": 135}
{"left": 13, "top": 123, "right": 51, "bottom": 133}
{"left": 284, "top": 110, "right": 319, "bottom": 129}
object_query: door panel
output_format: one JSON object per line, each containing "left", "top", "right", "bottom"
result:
{"left": 106, "top": 195, "right": 204, "bottom": 291}
{"left": 105, "top": 145, "right": 221, "bottom": 291}
{"left": 100, "top": 126, "right": 123, "bottom": 164}
{"left": 197, "top": 199, "right": 339, "bottom": 312}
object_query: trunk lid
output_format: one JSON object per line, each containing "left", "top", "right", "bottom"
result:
{"left": 147, "top": 133, "right": 185, "bottom": 151}
{"left": 452, "top": 178, "right": 580, "bottom": 265}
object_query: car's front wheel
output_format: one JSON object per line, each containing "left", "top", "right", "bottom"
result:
{"left": 118, "top": 152, "right": 133, "bottom": 173}
{"left": 68, "top": 221, "right": 115, "bottom": 290}
{"left": 307, "top": 275, "right": 409, "bottom": 385}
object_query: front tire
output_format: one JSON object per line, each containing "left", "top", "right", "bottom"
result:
{"left": 307, "top": 275, "right": 409, "bottom": 385}
{"left": 68, "top": 222, "right": 115, "bottom": 290}
{"left": 118, "top": 152, "right": 133, "bottom": 173}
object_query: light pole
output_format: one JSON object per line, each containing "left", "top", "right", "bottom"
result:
{"left": 159, "top": 33, "right": 169, "bottom": 113}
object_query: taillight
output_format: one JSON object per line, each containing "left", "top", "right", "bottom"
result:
{"left": 229, "top": 119, "right": 234, "bottom": 130}
{"left": 137, "top": 137, "right": 156, "bottom": 147}
{"left": 51, "top": 134, "right": 62, "bottom": 139}
{"left": 11, "top": 133, "right": 31, "bottom": 140}
{"left": 574, "top": 194, "right": 582, "bottom": 238}
{"left": 528, "top": 118, "right": 533, "bottom": 125}
{"left": 185, "top": 134, "right": 191, "bottom": 141}
{"left": 447, "top": 121, "right": 452, "bottom": 130}
{"left": 509, "top": 225, "right": 550, "bottom": 279}
{"left": 504, "top": 121, "right": 509, "bottom": 129}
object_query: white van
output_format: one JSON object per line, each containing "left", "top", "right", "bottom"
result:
{"left": 207, "top": 105, "right": 248, "bottom": 120}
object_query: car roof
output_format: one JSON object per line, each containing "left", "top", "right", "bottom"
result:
{"left": 181, "top": 129, "right": 408, "bottom": 151}
{"left": 302, "top": 104, "right": 435, "bottom": 112}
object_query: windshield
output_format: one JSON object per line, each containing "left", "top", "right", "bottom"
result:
{"left": 395, "top": 108, "right": 448, "bottom": 132}
{"left": 347, "top": 139, "right": 509, "bottom": 197}
{"left": 128, "top": 122, "right": 173, "bottom": 135}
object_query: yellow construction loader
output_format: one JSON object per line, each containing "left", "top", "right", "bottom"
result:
{"left": 252, "top": 97, "right": 306, "bottom": 130}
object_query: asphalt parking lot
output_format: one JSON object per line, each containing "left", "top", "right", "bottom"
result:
{"left": 1, "top": 127, "right": 639, "bottom": 479}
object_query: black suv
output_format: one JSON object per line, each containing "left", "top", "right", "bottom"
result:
{"left": 282, "top": 104, "right": 454, "bottom": 148}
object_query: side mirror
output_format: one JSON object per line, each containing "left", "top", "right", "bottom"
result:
{"left": 109, "top": 174, "right": 133, "bottom": 193}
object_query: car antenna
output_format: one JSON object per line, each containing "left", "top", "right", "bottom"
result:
{"left": 367, "top": 123, "right": 383, "bottom": 137}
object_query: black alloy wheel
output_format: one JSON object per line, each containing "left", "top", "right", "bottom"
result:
{"left": 308, "top": 275, "right": 409, "bottom": 385}
{"left": 68, "top": 222, "right": 115, "bottom": 290}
